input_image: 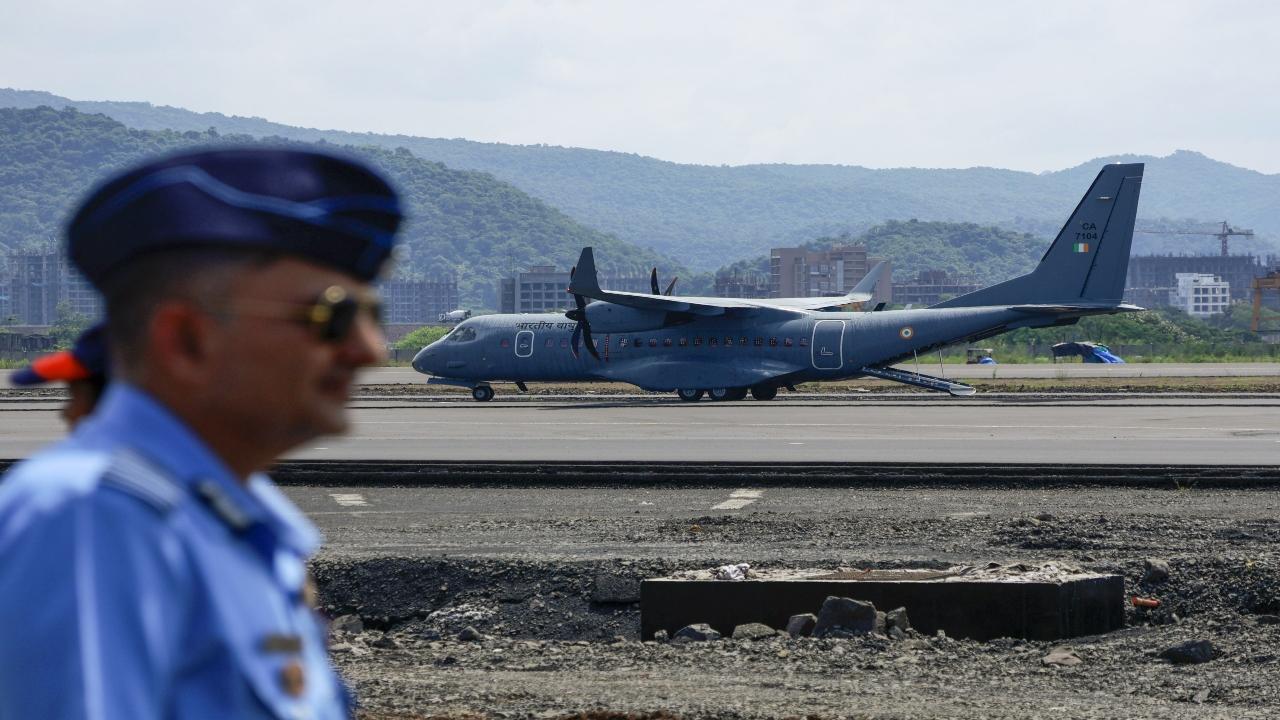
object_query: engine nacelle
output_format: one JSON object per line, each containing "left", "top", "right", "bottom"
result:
{"left": 583, "top": 302, "right": 672, "bottom": 332}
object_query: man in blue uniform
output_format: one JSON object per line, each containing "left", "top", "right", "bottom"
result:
{"left": 0, "top": 148, "right": 402, "bottom": 718}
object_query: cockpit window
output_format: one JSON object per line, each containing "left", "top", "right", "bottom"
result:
{"left": 447, "top": 326, "right": 477, "bottom": 342}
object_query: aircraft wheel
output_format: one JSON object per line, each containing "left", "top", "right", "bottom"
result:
{"left": 677, "top": 388, "right": 705, "bottom": 402}
{"left": 725, "top": 387, "right": 749, "bottom": 401}
{"left": 471, "top": 385, "right": 495, "bottom": 402}
{"left": 707, "top": 387, "right": 730, "bottom": 401}
{"left": 750, "top": 385, "right": 778, "bottom": 401}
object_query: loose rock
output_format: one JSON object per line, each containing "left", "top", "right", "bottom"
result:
{"left": 786, "top": 613, "right": 817, "bottom": 638}
{"left": 1143, "top": 559, "right": 1171, "bottom": 584}
{"left": 457, "top": 626, "right": 483, "bottom": 642}
{"left": 652, "top": 629, "right": 669, "bottom": 642}
{"left": 886, "top": 607, "right": 912, "bottom": 633}
{"left": 1160, "top": 639, "right": 1217, "bottom": 664}
{"left": 1042, "top": 648, "right": 1082, "bottom": 667}
{"left": 673, "top": 623, "right": 721, "bottom": 642}
{"left": 813, "top": 596, "right": 877, "bottom": 638}
{"left": 732, "top": 622, "right": 777, "bottom": 641}
{"left": 330, "top": 614, "right": 364, "bottom": 634}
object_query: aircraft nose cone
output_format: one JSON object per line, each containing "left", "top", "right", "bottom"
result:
{"left": 411, "top": 347, "right": 436, "bottom": 375}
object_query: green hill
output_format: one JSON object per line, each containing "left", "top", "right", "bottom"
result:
{"left": 4, "top": 88, "right": 1277, "bottom": 270}
{"left": 0, "top": 106, "right": 674, "bottom": 306}
{"left": 714, "top": 220, "right": 1046, "bottom": 288}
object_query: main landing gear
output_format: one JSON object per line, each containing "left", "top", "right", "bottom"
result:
{"left": 676, "top": 385, "right": 777, "bottom": 402}
{"left": 471, "top": 385, "right": 495, "bottom": 402}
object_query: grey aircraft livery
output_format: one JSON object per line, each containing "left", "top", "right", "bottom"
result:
{"left": 413, "top": 163, "right": 1144, "bottom": 401}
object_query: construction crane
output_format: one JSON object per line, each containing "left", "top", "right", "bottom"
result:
{"left": 1136, "top": 220, "right": 1255, "bottom": 257}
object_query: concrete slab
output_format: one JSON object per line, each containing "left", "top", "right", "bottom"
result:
{"left": 640, "top": 564, "right": 1124, "bottom": 642}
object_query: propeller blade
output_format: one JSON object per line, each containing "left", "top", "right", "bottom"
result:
{"left": 650, "top": 268, "right": 660, "bottom": 295}
{"left": 566, "top": 292, "right": 600, "bottom": 360}
{"left": 664, "top": 277, "right": 678, "bottom": 295}
{"left": 581, "top": 318, "right": 600, "bottom": 360}
{"left": 573, "top": 292, "right": 600, "bottom": 360}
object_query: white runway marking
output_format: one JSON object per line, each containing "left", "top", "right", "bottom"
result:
{"left": 713, "top": 489, "right": 763, "bottom": 510}
{"left": 329, "top": 493, "right": 368, "bottom": 507}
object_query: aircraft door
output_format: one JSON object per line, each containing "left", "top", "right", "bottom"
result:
{"left": 811, "top": 320, "right": 845, "bottom": 370}
{"left": 515, "top": 330, "right": 534, "bottom": 358}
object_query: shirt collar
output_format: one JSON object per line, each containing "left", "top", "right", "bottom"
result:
{"left": 79, "top": 383, "right": 319, "bottom": 555}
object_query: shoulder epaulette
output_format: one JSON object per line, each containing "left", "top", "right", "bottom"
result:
{"left": 99, "top": 448, "right": 183, "bottom": 513}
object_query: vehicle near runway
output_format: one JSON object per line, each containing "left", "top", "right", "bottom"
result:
{"left": 438, "top": 309, "right": 472, "bottom": 323}
{"left": 414, "top": 163, "right": 1144, "bottom": 401}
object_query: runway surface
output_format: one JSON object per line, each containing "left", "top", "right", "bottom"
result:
{"left": 2, "top": 397, "right": 1278, "bottom": 464}
{"left": 352, "top": 362, "right": 1280, "bottom": 384}
{"left": 285, "top": 481, "right": 1280, "bottom": 559}
{"left": 7, "top": 362, "right": 1277, "bottom": 388}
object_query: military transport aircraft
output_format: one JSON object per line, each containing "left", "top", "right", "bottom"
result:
{"left": 413, "top": 163, "right": 1143, "bottom": 401}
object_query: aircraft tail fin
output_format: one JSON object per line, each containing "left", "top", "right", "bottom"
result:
{"left": 932, "top": 163, "right": 1143, "bottom": 309}
{"left": 850, "top": 260, "right": 888, "bottom": 297}
{"left": 568, "top": 247, "right": 602, "bottom": 295}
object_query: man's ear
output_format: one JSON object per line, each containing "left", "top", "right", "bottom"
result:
{"left": 148, "top": 301, "right": 218, "bottom": 383}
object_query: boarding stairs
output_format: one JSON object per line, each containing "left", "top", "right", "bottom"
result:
{"left": 858, "top": 366, "right": 976, "bottom": 396}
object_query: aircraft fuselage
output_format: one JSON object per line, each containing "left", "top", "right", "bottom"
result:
{"left": 412, "top": 305, "right": 1055, "bottom": 393}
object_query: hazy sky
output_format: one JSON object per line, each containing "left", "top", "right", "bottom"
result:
{"left": 3, "top": 1, "right": 1277, "bottom": 173}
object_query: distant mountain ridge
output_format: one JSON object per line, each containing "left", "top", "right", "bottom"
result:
{"left": 3, "top": 88, "right": 1278, "bottom": 270}
{"left": 0, "top": 106, "right": 672, "bottom": 307}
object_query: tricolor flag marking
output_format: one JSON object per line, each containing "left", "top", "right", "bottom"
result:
{"left": 1073, "top": 242, "right": 1089, "bottom": 253}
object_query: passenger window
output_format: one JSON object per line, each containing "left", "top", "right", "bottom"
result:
{"left": 724, "top": 336, "right": 733, "bottom": 347}
{"left": 754, "top": 337, "right": 763, "bottom": 346}
{"left": 545, "top": 339, "right": 555, "bottom": 348}
{"left": 560, "top": 338, "right": 569, "bottom": 348}
{"left": 769, "top": 337, "right": 778, "bottom": 347}
{"left": 678, "top": 337, "right": 688, "bottom": 347}
{"left": 663, "top": 338, "right": 672, "bottom": 347}
{"left": 709, "top": 337, "right": 718, "bottom": 347}
{"left": 799, "top": 337, "right": 808, "bottom": 347}
{"left": 619, "top": 338, "right": 629, "bottom": 348}
{"left": 634, "top": 337, "right": 643, "bottom": 348}
{"left": 649, "top": 339, "right": 658, "bottom": 348}
{"left": 693, "top": 337, "right": 702, "bottom": 346}
{"left": 740, "top": 336, "right": 749, "bottom": 347}
{"left": 784, "top": 338, "right": 793, "bottom": 347}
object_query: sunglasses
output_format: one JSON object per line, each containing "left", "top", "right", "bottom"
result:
{"left": 225, "top": 285, "right": 383, "bottom": 342}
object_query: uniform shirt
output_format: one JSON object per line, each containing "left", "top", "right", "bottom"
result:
{"left": 0, "top": 383, "right": 349, "bottom": 720}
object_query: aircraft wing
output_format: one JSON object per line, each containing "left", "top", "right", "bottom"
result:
{"left": 765, "top": 261, "right": 888, "bottom": 310}
{"left": 568, "top": 247, "right": 806, "bottom": 319}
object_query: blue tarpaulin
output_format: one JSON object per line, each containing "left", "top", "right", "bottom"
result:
{"left": 1051, "top": 341, "right": 1125, "bottom": 363}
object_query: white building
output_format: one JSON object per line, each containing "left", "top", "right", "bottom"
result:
{"left": 1173, "top": 273, "right": 1230, "bottom": 317}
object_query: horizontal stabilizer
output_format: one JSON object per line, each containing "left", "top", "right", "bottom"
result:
{"left": 859, "top": 366, "right": 976, "bottom": 396}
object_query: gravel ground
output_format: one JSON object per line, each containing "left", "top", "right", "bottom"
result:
{"left": 309, "top": 497, "right": 1280, "bottom": 719}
